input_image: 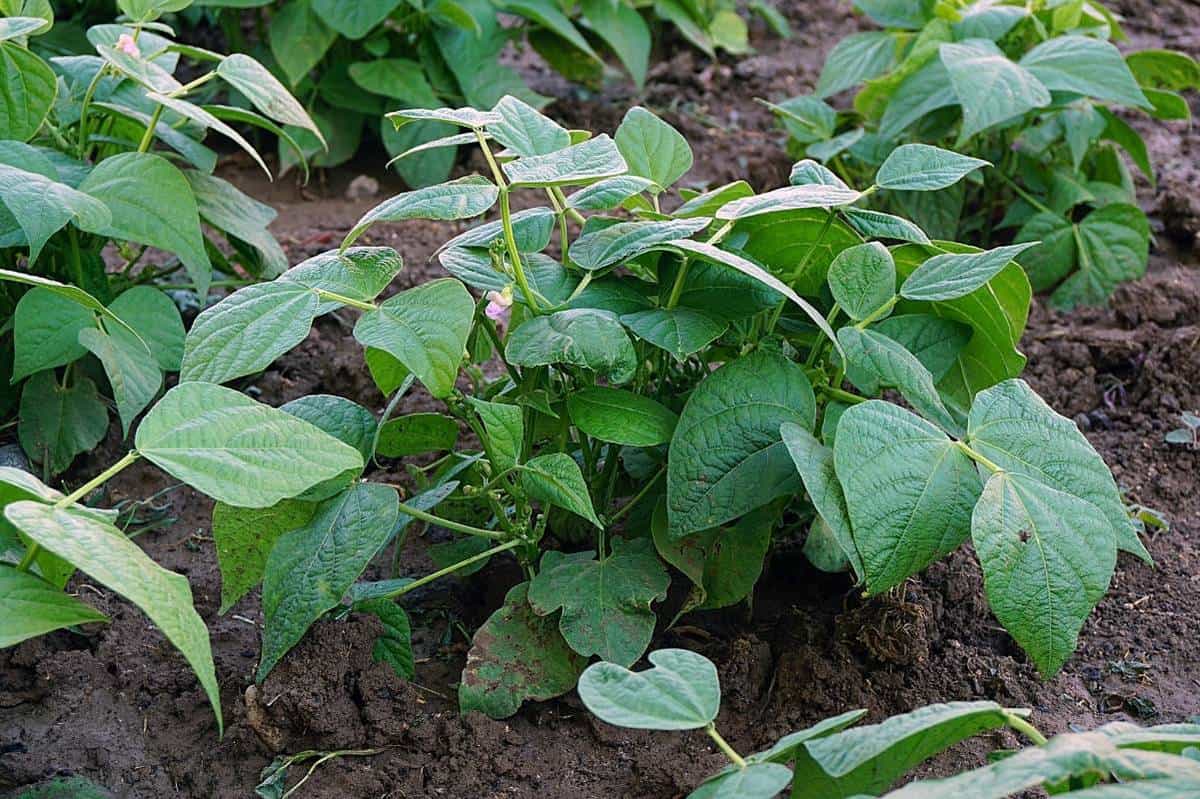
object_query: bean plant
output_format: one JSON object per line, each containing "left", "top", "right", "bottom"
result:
{"left": 0, "top": 0, "right": 318, "bottom": 474}
{"left": 197, "top": 0, "right": 785, "bottom": 187}
{"left": 0, "top": 100, "right": 1150, "bottom": 731}
{"left": 768, "top": 0, "right": 1200, "bottom": 309}
{"left": 580, "top": 648, "right": 1200, "bottom": 798}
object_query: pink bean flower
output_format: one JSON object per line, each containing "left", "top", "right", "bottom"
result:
{"left": 485, "top": 287, "right": 513, "bottom": 324}
{"left": 115, "top": 33, "right": 140, "bottom": 58}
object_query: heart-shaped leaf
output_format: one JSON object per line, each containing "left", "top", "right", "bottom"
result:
{"left": 577, "top": 647, "right": 719, "bottom": 729}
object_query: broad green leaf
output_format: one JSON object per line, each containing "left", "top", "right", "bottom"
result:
{"left": 804, "top": 516, "right": 852, "bottom": 574}
{"left": 500, "top": 0, "right": 598, "bottom": 59}
{"left": 839, "top": 328, "right": 960, "bottom": 434}
{"left": 689, "top": 764, "right": 793, "bottom": 799}
{"left": 833, "top": 401, "right": 981, "bottom": 594}
{"left": 342, "top": 176, "right": 498, "bottom": 249}
{"left": 967, "top": 379, "right": 1148, "bottom": 561}
{"left": 668, "top": 350, "right": 815, "bottom": 537}
{"left": 817, "top": 31, "right": 896, "bottom": 98}
{"left": 789, "top": 159, "right": 849, "bottom": 189}
{"left": 146, "top": 93, "right": 271, "bottom": 178}
{"left": 179, "top": 282, "right": 319, "bottom": 385}
{"left": 566, "top": 175, "right": 655, "bottom": 211}
{"left": 0, "top": 16, "right": 48, "bottom": 40}
{"left": 939, "top": 39, "right": 1050, "bottom": 144}
{"left": 1020, "top": 36, "right": 1149, "bottom": 109}
{"left": 108, "top": 287, "right": 185, "bottom": 372}
{"left": 665, "top": 240, "right": 842, "bottom": 355}
{"left": 18, "top": 372, "right": 107, "bottom": 476}
{"left": 529, "top": 537, "right": 669, "bottom": 665}
{"left": 614, "top": 106, "right": 692, "bottom": 191}
{"left": 843, "top": 209, "right": 930, "bottom": 244}
{"left": 1141, "top": 87, "right": 1190, "bottom": 121}
{"left": 577, "top": 647, "right": 718, "bottom": 729}
{"left": 0, "top": 270, "right": 111, "bottom": 319}
{"left": 766, "top": 96, "right": 836, "bottom": 143}
{"left": 570, "top": 218, "right": 709, "bottom": 272}
{"left": 1125, "top": 49, "right": 1200, "bottom": 91}
{"left": 568, "top": 387, "right": 677, "bottom": 447}
{"left": 90, "top": 99, "right": 217, "bottom": 173}
{"left": 258, "top": 483, "right": 399, "bottom": 679}
{"left": 852, "top": 0, "right": 934, "bottom": 29}
{"left": 135, "top": 382, "right": 364, "bottom": 508}
{"left": 311, "top": 0, "right": 402, "bottom": 38}
{"left": 78, "top": 322, "right": 161, "bottom": 436}
{"left": 891, "top": 242, "right": 1030, "bottom": 414}
{"left": 354, "top": 598, "right": 414, "bottom": 679}
{"left": 184, "top": 170, "right": 286, "bottom": 277}
{"left": 353, "top": 278, "right": 474, "bottom": 398}
{"left": 376, "top": 413, "right": 459, "bottom": 457}
{"left": 268, "top": 0, "right": 336, "bottom": 86}
{"left": 388, "top": 106, "right": 502, "bottom": 129}
{"left": 382, "top": 119, "right": 458, "bottom": 189}
{"left": 280, "top": 394, "right": 376, "bottom": 459}
{"left": 780, "top": 423, "right": 862, "bottom": 580}
{"left": 0, "top": 164, "right": 110, "bottom": 263}
{"left": 743, "top": 709, "right": 868, "bottom": 766}
{"left": 874, "top": 144, "right": 989, "bottom": 192}
{"left": 883, "top": 730, "right": 1200, "bottom": 799}
{"left": 282, "top": 246, "right": 404, "bottom": 313}
{"left": 212, "top": 499, "right": 316, "bottom": 614}
{"left": 651, "top": 499, "right": 775, "bottom": 611}
{"left": 674, "top": 180, "right": 755, "bottom": 218}
{"left": 0, "top": 467, "right": 103, "bottom": 589}
{"left": 579, "top": 0, "right": 650, "bottom": 88}
{"left": 467, "top": 398, "right": 523, "bottom": 471}
{"left": 5, "top": 502, "right": 222, "bottom": 732}
{"left": 716, "top": 184, "right": 862, "bottom": 219}
{"left": 432, "top": 0, "right": 550, "bottom": 109}
{"left": 732, "top": 207, "right": 863, "bottom": 296}
{"left": 1038, "top": 204, "right": 1147, "bottom": 310}
{"left": 349, "top": 58, "right": 438, "bottom": 106}
{"left": 519, "top": 452, "right": 602, "bottom": 528}
{"left": 620, "top": 306, "right": 728, "bottom": 360}
{"left": 827, "top": 242, "right": 895, "bottom": 321}
{"left": 506, "top": 309, "right": 638, "bottom": 385}
{"left": 873, "top": 314, "right": 971, "bottom": 383}
{"left": 216, "top": 54, "right": 323, "bottom": 144}
{"left": 12, "top": 288, "right": 94, "bottom": 381}
{"left": 792, "top": 701, "right": 1012, "bottom": 798}
{"left": 502, "top": 133, "right": 626, "bottom": 188}
{"left": 77, "top": 152, "right": 212, "bottom": 297}
{"left": 94, "top": 43, "right": 180, "bottom": 94}
{"left": 653, "top": 0, "right": 713, "bottom": 56}
{"left": 441, "top": 206, "right": 556, "bottom": 252}
{"left": 900, "top": 242, "right": 1036, "bottom": 302}
{"left": 364, "top": 347, "right": 410, "bottom": 395}
{"left": 878, "top": 59, "right": 957, "bottom": 140}
{"left": 459, "top": 582, "right": 586, "bottom": 719}
{"left": 972, "top": 471, "right": 1115, "bottom": 676}
{"left": 490, "top": 94, "right": 570, "bottom": 156}
{"left": 0, "top": 564, "right": 106, "bottom": 646}
{"left": 953, "top": 4, "right": 1027, "bottom": 40}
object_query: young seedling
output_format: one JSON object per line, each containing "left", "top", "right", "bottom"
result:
{"left": 579, "top": 648, "right": 1200, "bottom": 798}
{"left": 1165, "top": 412, "right": 1200, "bottom": 449}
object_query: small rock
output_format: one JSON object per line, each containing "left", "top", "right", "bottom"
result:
{"left": 345, "top": 174, "right": 380, "bottom": 201}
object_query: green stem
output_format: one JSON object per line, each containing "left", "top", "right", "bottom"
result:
{"left": 394, "top": 499, "right": 507, "bottom": 541}
{"left": 137, "top": 104, "right": 165, "bottom": 153}
{"left": 552, "top": 186, "right": 585, "bottom": 225}
{"left": 706, "top": 724, "right": 747, "bottom": 769}
{"left": 822, "top": 386, "right": 866, "bottom": 405}
{"left": 608, "top": 466, "right": 665, "bottom": 524}
{"left": 1005, "top": 712, "right": 1048, "bottom": 746}
{"left": 477, "top": 310, "right": 521, "bottom": 384}
{"left": 77, "top": 66, "right": 109, "bottom": 159}
{"left": 854, "top": 295, "right": 899, "bottom": 330}
{"left": 382, "top": 539, "right": 522, "bottom": 600}
{"left": 166, "top": 70, "right": 216, "bottom": 98}
{"left": 315, "top": 289, "right": 377, "bottom": 312}
{"left": 993, "top": 171, "right": 1056, "bottom": 217}
{"left": 475, "top": 130, "right": 540, "bottom": 314}
{"left": 955, "top": 441, "right": 1002, "bottom": 474}
{"left": 665, "top": 257, "right": 691, "bottom": 309}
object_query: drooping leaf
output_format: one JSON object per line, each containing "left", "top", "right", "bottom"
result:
{"left": 578, "top": 647, "right": 718, "bottom": 729}
{"left": 839, "top": 328, "right": 961, "bottom": 434}
{"left": 519, "top": 452, "right": 602, "bottom": 528}
{"left": 967, "top": 379, "right": 1149, "bottom": 561}
{"left": 353, "top": 278, "right": 474, "bottom": 398}
{"left": 77, "top": 152, "right": 212, "bottom": 297}
{"left": 506, "top": 309, "right": 638, "bottom": 385}
{"left": 179, "top": 282, "right": 319, "bottom": 385}
{"left": 668, "top": 350, "right": 815, "bottom": 537}
{"left": 135, "top": 382, "right": 364, "bottom": 508}
{"left": 183, "top": 170, "right": 287, "bottom": 277}
{"left": 342, "top": 176, "right": 498, "bottom": 249}
{"left": 0, "top": 564, "right": 106, "bottom": 646}
{"left": 872, "top": 314, "right": 971, "bottom": 383}
{"left": 258, "top": 483, "right": 399, "bottom": 680}
{"left": 826, "top": 241, "right": 895, "bottom": 321}
{"left": 5, "top": 502, "right": 222, "bottom": 732}
{"left": 78, "top": 322, "right": 161, "bottom": 436}
{"left": 874, "top": 144, "right": 989, "bottom": 192}
{"left": 833, "top": 401, "right": 981, "bottom": 594}
{"left": 282, "top": 246, "right": 404, "bottom": 313}
{"left": 780, "top": 423, "right": 862, "bottom": 580}
{"left": 614, "top": 106, "right": 692, "bottom": 191}
{"left": 458, "top": 582, "right": 586, "bottom": 719}
{"left": 107, "top": 286, "right": 185, "bottom": 372}
{"left": 579, "top": 0, "right": 651, "bottom": 88}
{"left": 0, "top": 164, "right": 110, "bottom": 263}
{"left": 212, "top": 499, "right": 316, "bottom": 614}
{"left": 146, "top": 93, "right": 271, "bottom": 178}
{"left": 842, "top": 208, "right": 930, "bottom": 244}
{"left": 18, "top": 372, "right": 107, "bottom": 476}
{"left": 568, "top": 387, "right": 677, "bottom": 447}
{"left": 217, "top": 53, "right": 324, "bottom": 144}
{"left": 972, "top": 471, "right": 1116, "bottom": 676}
{"left": 354, "top": 597, "right": 414, "bottom": 679}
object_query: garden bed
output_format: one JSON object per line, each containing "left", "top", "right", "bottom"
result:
{"left": 2, "top": 0, "right": 1198, "bottom": 795}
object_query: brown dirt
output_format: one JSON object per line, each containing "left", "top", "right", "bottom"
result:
{"left": 3, "top": 1, "right": 1199, "bottom": 796}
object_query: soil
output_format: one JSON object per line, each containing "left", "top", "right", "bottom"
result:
{"left": 3, "top": 1, "right": 1199, "bottom": 797}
